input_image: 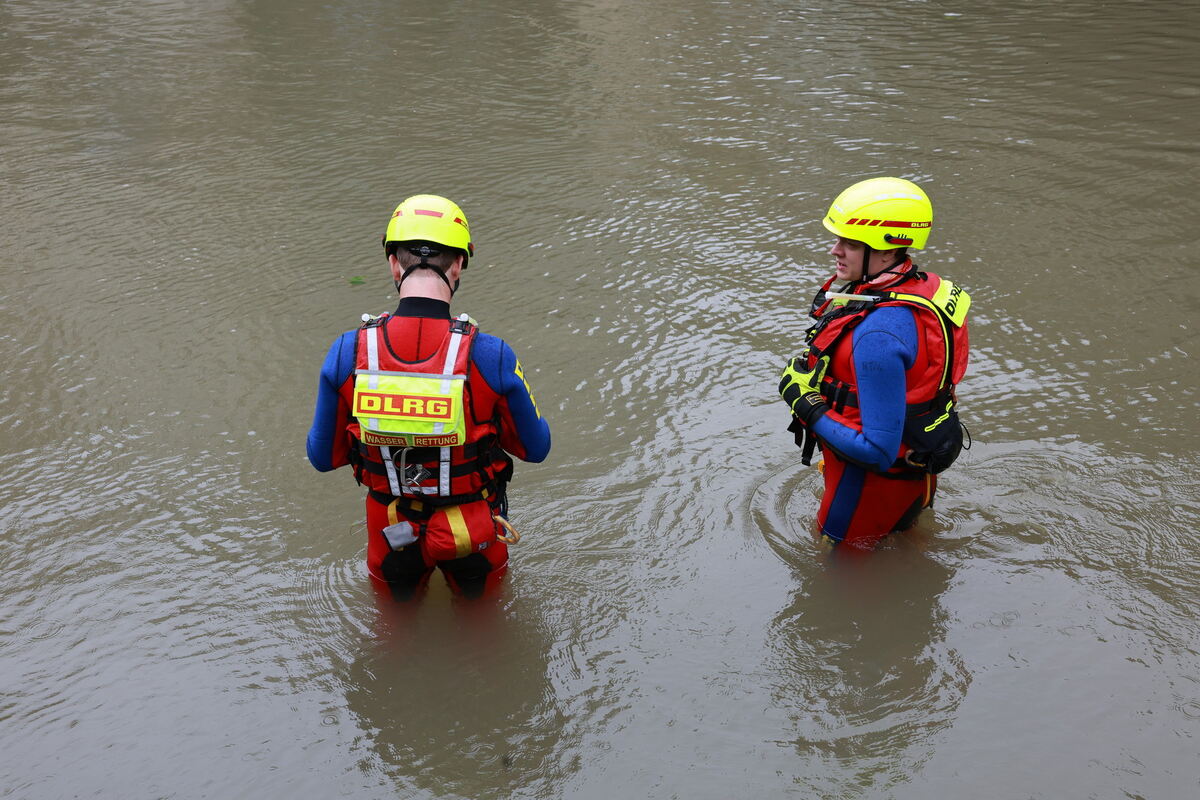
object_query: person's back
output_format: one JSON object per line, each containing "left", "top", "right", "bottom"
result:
{"left": 307, "top": 195, "right": 550, "bottom": 600}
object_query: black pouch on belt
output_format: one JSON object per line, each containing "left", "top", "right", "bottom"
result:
{"left": 902, "top": 395, "right": 966, "bottom": 474}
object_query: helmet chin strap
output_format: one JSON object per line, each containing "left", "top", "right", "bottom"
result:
{"left": 840, "top": 243, "right": 873, "bottom": 291}
{"left": 395, "top": 244, "right": 458, "bottom": 295}
{"left": 397, "top": 262, "right": 455, "bottom": 294}
{"left": 851, "top": 244, "right": 905, "bottom": 288}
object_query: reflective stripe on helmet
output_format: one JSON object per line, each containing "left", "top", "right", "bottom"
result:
{"left": 384, "top": 195, "right": 474, "bottom": 262}
{"left": 845, "top": 218, "right": 931, "bottom": 228}
{"left": 823, "top": 177, "right": 933, "bottom": 250}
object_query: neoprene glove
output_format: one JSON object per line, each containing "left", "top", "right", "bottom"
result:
{"left": 778, "top": 351, "right": 830, "bottom": 427}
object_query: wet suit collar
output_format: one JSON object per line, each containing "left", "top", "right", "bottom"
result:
{"left": 394, "top": 296, "right": 451, "bottom": 319}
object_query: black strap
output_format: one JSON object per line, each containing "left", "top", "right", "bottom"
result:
{"left": 800, "top": 430, "right": 818, "bottom": 466}
{"left": 356, "top": 457, "right": 485, "bottom": 480}
{"left": 818, "top": 379, "right": 852, "bottom": 414}
{"left": 358, "top": 432, "right": 507, "bottom": 504}
{"left": 356, "top": 435, "right": 497, "bottom": 466}
{"left": 368, "top": 485, "right": 499, "bottom": 513}
{"left": 787, "top": 416, "right": 820, "bottom": 466}
{"left": 817, "top": 381, "right": 949, "bottom": 417}
{"left": 400, "top": 261, "right": 454, "bottom": 292}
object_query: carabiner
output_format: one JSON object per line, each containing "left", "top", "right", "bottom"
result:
{"left": 493, "top": 514, "right": 521, "bottom": 544}
{"left": 396, "top": 448, "right": 430, "bottom": 489}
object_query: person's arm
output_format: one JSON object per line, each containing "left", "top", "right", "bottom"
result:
{"left": 472, "top": 334, "right": 551, "bottom": 463}
{"left": 811, "top": 307, "right": 917, "bottom": 470}
{"left": 306, "top": 330, "right": 357, "bottom": 472}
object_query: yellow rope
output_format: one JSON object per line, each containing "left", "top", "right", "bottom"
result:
{"left": 493, "top": 514, "right": 521, "bottom": 544}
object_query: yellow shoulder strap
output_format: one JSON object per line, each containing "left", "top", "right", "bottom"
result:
{"left": 928, "top": 280, "right": 970, "bottom": 327}
{"left": 887, "top": 281, "right": 969, "bottom": 326}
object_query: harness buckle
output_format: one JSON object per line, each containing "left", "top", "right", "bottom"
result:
{"left": 395, "top": 448, "right": 430, "bottom": 488}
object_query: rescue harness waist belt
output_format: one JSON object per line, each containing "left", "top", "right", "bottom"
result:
{"left": 353, "top": 436, "right": 502, "bottom": 479}
{"left": 818, "top": 381, "right": 948, "bottom": 417}
{"left": 368, "top": 484, "right": 500, "bottom": 516}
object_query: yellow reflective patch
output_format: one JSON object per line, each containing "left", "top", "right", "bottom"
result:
{"left": 930, "top": 279, "right": 970, "bottom": 327}
{"left": 445, "top": 505, "right": 472, "bottom": 558}
{"left": 513, "top": 358, "right": 542, "bottom": 418}
{"left": 353, "top": 391, "right": 454, "bottom": 421}
{"left": 352, "top": 372, "right": 467, "bottom": 446}
{"left": 359, "top": 429, "right": 460, "bottom": 447}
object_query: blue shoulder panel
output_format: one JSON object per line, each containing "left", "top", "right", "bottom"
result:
{"left": 472, "top": 332, "right": 552, "bottom": 463}
{"left": 811, "top": 306, "right": 917, "bottom": 470}
{"left": 306, "top": 329, "right": 357, "bottom": 472}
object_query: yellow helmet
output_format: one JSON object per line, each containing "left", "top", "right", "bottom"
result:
{"left": 822, "top": 177, "right": 933, "bottom": 250}
{"left": 383, "top": 194, "right": 474, "bottom": 265}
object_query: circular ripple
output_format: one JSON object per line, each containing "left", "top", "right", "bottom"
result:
{"left": 749, "top": 459, "right": 826, "bottom": 566}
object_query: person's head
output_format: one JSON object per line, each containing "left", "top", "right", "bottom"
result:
{"left": 381, "top": 194, "right": 474, "bottom": 298}
{"left": 822, "top": 177, "right": 932, "bottom": 283}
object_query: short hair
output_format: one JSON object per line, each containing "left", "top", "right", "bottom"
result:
{"left": 389, "top": 242, "right": 461, "bottom": 272}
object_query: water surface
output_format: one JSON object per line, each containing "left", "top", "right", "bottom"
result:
{"left": 2, "top": 1, "right": 1198, "bottom": 797}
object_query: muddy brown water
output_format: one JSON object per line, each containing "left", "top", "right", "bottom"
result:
{"left": 2, "top": 1, "right": 1198, "bottom": 797}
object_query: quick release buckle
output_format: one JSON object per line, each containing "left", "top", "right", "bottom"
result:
{"left": 395, "top": 448, "right": 430, "bottom": 489}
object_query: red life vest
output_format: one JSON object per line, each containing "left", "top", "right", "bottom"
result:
{"left": 346, "top": 313, "right": 512, "bottom": 508}
{"left": 804, "top": 266, "right": 970, "bottom": 474}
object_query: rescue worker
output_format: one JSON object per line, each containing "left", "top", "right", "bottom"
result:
{"left": 307, "top": 194, "right": 551, "bottom": 599}
{"left": 778, "top": 177, "right": 970, "bottom": 549}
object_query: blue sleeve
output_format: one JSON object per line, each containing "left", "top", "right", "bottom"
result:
{"left": 812, "top": 306, "right": 917, "bottom": 470}
{"left": 472, "top": 333, "right": 552, "bottom": 463}
{"left": 306, "top": 330, "right": 357, "bottom": 472}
